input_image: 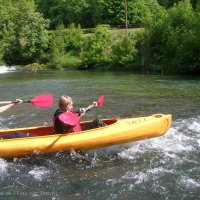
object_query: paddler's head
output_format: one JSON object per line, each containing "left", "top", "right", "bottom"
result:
{"left": 58, "top": 95, "right": 73, "bottom": 110}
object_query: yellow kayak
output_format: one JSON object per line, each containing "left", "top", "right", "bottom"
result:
{"left": 0, "top": 114, "right": 172, "bottom": 158}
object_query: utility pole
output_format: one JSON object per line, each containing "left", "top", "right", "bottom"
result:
{"left": 125, "top": 0, "right": 128, "bottom": 41}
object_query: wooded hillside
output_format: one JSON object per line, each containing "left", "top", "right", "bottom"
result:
{"left": 0, "top": 0, "right": 199, "bottom": 74}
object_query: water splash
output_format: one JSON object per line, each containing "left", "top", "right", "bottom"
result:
{"left": 179, "top": 176, "right": 200, "bottom": 188}
{"left": 0, "top": 66, "right": 16, "bottom": 74}
{"left": 0, "top": 158, "right": 8, "bottom": 176}
{"left": 188, "top": 118, "right": 200, "bottom": 133}
{"left": 28, "top": 166, "right": 51, "bottom": 181}
{"left": 117, "top": 117, "right": 200, "bottom": 160}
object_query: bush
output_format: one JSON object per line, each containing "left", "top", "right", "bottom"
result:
{"left": 111, "top": 33, "right": 138, "bottom": 69}
{"left": 80, "top": 26, "right": 112, "bottom": 69}
{"left": 22, "top": 63, "right": 46, "bottom": 72}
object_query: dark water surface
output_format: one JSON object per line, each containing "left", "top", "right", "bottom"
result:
{"left": 0, "top": 71, "right": 200, "bottom": 200}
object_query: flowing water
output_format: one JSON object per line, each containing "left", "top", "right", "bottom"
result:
{"left": 0, "top": 71, "right": 200, "bottom": 200}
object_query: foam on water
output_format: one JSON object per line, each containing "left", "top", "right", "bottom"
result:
{"left": 28, "top": 166, "right": 51, "bottom": 181}
{"left": 0, "top": 67, "right": 8, "bottom": 73}
{"left": 198, "top": 140, "right": 200, "bottom": 147}
{"left": 107, "top": 165, "right": 175, "bottom": 186}
{"left": 179, "top": 176, "right": 200, "bottom": 188}
{"left": 117, "top": 117, "right": 200, "bottom": 160}
{"left": 188, "top": 119, "right": 200, "bottom": 133}
{"left": 87, "top": 117, "right": 200, "bottom": 170}
{"left": 0, "top": 115, "right": 16, "bottom": 129}
{"left": 0, "top": 117, "right": 7, "bottom": 130}
{"left": 0, "top": 66, "right": 16, "bottom": 74}
{"left": 0, "top": 158, "right": 8, "bottom": 175}
{"left": 104, "top": 117, "right": 200, "bottom": 197}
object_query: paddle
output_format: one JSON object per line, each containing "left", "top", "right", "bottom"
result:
{"left": 0, "top": 94, "right": 54, "bottom": 108}
{"left": 85, "top": 95, "right": 104, "bottom": 112}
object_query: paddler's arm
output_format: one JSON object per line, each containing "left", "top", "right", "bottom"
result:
{"left": 85, "top": 101, "right": 97, "bottom": 112}
{"left": 72, "top": 108, "right": 86, "bottom": 117}
{"left": 0, "top": 99, "right": 23, "bottom": 114}
{"left": 75, "top": 101, "right": 98, "bottom": 117}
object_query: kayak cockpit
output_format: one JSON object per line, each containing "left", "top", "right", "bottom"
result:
{"left": 0, "top": 118, "right": 118, "bottom": 137}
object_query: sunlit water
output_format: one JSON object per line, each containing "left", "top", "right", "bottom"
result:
{"left": 0, "top": 71, "right": 200, "bottom": 199}
{"left": 0, "top": 66, "right": 16, "bottom": 74}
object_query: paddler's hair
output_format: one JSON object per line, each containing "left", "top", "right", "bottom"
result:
{"left": 58, "top": 95, "right": 72, "bottom": 110}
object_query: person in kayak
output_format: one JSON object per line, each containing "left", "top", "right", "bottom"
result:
{"left": 53, "top": 95, "right": 106, "bottom": 134}
{"left": 0, "top": 99, "right": 36, "bottom": 140}
{"left": 0, "top": 99, "right": 23, "bottom": 113}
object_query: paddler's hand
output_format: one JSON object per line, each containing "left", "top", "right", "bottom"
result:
{"left": 16, "top": 99, "right": 23, "bottom": 104}
{"left": 93, "top": 101, "right": 97, "bottom": 107}
{"left": 80, "top": 107, "right": 86, "bottom": 116}
{"left": 14, "top": 99, "right": 23, "bottom": 105}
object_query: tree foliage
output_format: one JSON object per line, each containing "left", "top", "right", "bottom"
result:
{"left": 141, "top": 0, "right": 200, "bottom": 74}
{"left": 35, "top": 0, "right": 94, "bottom": 29}
{"left": 34, "top": 0, "right": 164, "bottom": 28}
{"left": 80, "top": 26, "right": 112, "bottom": 68}
{"left": 0, "top": 0, "right": 49, "bottom": 65}
{"left": 157, "top": 0, "right": 182, "bottom": 8}
{"left": 0, "top": 0, "right": 199, "bottom": 74}
{"left": 48, "top": 24, "right": 83, "bottom": 69}
{"left": 111, "top": 33, "right": 138, "bottom": 68}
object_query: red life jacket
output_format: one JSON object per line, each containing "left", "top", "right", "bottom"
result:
{"left": 52, "top": 109, "right": 81, "bottom": 133}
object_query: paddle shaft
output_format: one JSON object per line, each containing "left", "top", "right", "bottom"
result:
{"left": 85, "top": 104, "right": 95, "bottom": 112}
{"left": 0, "top": 100, "right": 30, "bottom": 104}
{"left": 85, "top": 96, "right": 104, "bottom": 112}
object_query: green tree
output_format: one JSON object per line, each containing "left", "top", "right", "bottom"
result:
{"left": 111, "top": 33, "right": 138, "bottom": 70}
{"left": 141, "top": 0, "right": 200, "bottom": 74}
{"left": 63, "top": 24, "right": 83, "bottom": 53}
{"left": 91, "top": 0, "right": 163, "bottom": 26}
{"left": 80, "top": 26, "right": 112, "bottom": 68}
{"left": 92, "top": 0, "right": 125, "bottom": 25}
{"left": 194, "top": 0, "right": 200, "bottom": 10}
{"left": 127, "top": 0, "right": 163, "bottom": 25}
{"left": 157, "top": 0, "right": 182, "bottom": 8}
{"left": 5, "top": 12, "right": 49, "bottom": 65}
{"left": 48, "top": 24, "right": 83, "bottom": 69}
{"left": 0, "top": 0, "right": 15, "bottom": 64}
{"left": 0, "top": 0, "right": 49, "bottom": 65}
{"left": 35, "top": 0, "right": 94, "bottom": 29}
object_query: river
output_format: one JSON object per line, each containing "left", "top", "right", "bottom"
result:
{"left": 0, "top": 71, "right": 200, "bottom": 200}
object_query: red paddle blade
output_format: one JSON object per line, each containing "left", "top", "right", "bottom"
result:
{"left": 31, "top": 94, "right": 53, "bottom": 107}
{"left": 97, "top": 95, "right": 104, "bottom": 108}
{"left": 59, "top": 112, "right": 79, "bottom": 126}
